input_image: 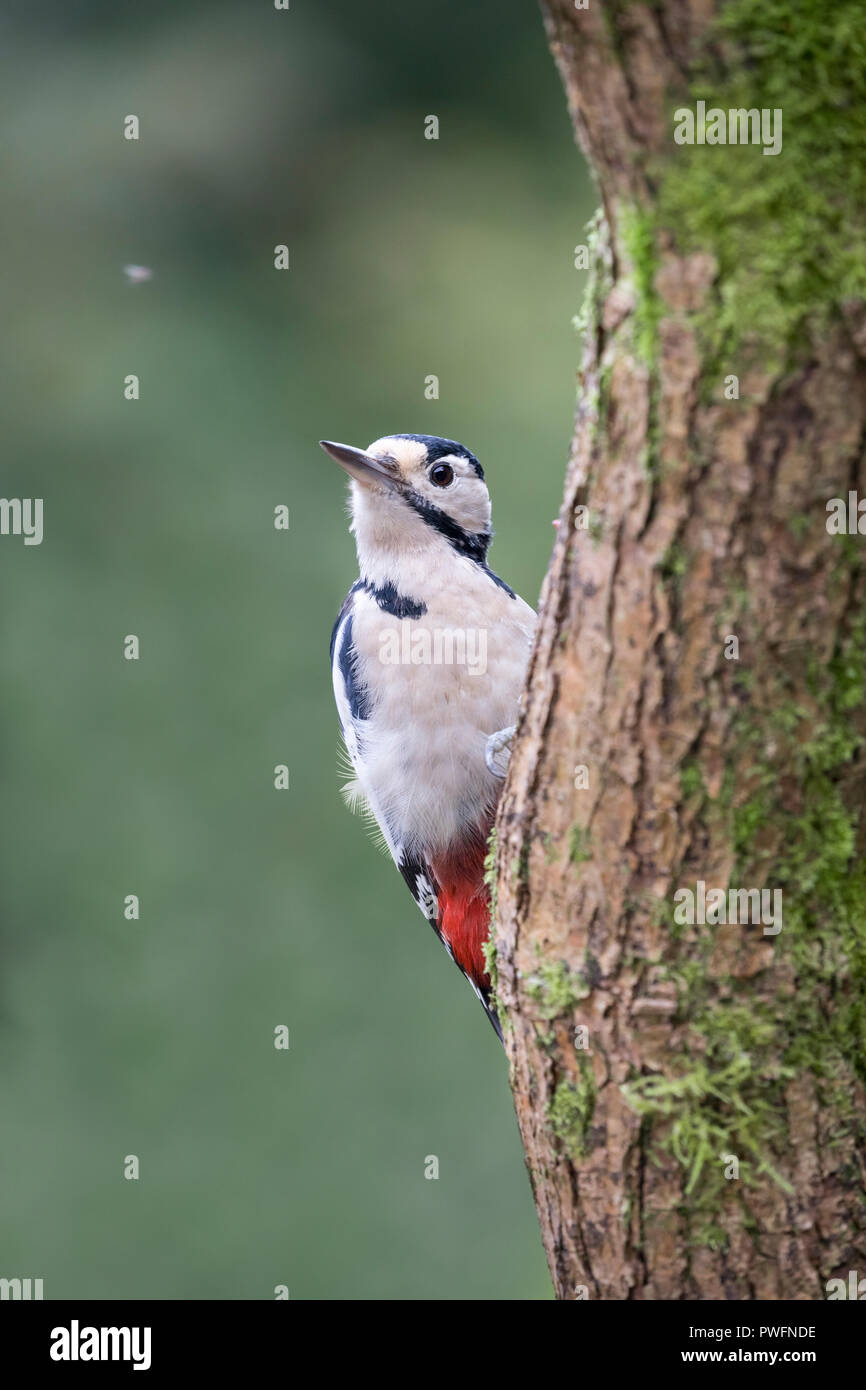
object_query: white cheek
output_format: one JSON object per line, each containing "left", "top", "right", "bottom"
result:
{"left": 457, "top": 489, "right": 491, "bottom": 534}
{"left": 421, "top": 479, "right": 490, "bottom": 533}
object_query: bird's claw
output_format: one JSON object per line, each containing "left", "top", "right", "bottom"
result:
{"left": 485, "top": 725, "right": 516, "bottom": 779}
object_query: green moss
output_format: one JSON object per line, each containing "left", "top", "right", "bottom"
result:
{"left": 549, "top": 1057, "right": 598, "bottom": 1161}
{"left": 652, "top": 0, "right": 866, "bottom": 373}
{"left": 526, "top": 959, "right": 589, "bottom": 1020}
{"left": 758, "top": 625, "right": 866, "bottom": 1089}
{"left": 660, "top": 541, "right": 688, "bottom": 606}
{"left": 513, "top": 839, "right": 531, "bottom": 889}
{"left": 622, "top": 599, "right": 866, "bottom": 1225}
{"left": 482, "top": 825, "right": 499, "bottom": 996}
{"left": 726, "top": 577, "right": 751, "bottom": 617}
{"left": 569, "top": 824, "right": 591, "bottom": 868}
{"left": 621, "top": 207, "right": 662, "bottom": 475}
{"left": 623, "top": 1038, "right": 794, "bottom": 1199}
{"left": 483, "top": 824, "right": 498, "bottom": 912}
{"left": 573, "top": 211, "right": 619, "bottom": 466}
{"left": 732, "top": 667, "right": 756, "bottom": 694}
{"left": 787, "top": 513, "right": 811, "bottom": 542}
{"left": 596, "top": 362, "right": 614, "bottom": 439}
{"left": 621, "top": 206, "right": 662, "bottom": 368}
{"left": 541, "top": 831, "right": 560, "bottom": 865}
{"left": 680, "top": 759, "right": 705, "bottom": 801}
{"left": 600, "top": 0, "right": 631, "bottom": 66}
{"left": 572, "top": 209, "right": 610, "bottom": 344}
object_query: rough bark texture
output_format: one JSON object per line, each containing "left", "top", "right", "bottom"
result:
{"left": 495, "top": 0, "right": 866, "bottom": 1300}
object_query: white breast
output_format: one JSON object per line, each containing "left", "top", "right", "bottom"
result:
{"left": 334, "top": 553, "right": 535, "bottom": 861}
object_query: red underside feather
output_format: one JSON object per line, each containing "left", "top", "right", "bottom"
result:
{"left": 430, "top": 837, "right": 492, "bottom": 992}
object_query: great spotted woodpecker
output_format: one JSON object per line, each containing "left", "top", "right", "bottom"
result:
{"left": 321, "top": 434, "right": 536, "bottom": 1038}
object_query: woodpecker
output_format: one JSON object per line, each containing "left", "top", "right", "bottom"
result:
{"left": 321, "top": 434, "right": 536, "bottom": 1038}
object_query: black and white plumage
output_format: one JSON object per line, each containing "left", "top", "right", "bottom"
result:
{"left": 323, "top": 434, "right": 536, "bottom": 1037}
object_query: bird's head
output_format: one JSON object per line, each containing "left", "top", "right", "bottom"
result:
{"left": 319, "top": 434, "right": 492, "bottom": 576}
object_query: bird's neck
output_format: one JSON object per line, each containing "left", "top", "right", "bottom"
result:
{"left": 350, "top": 483, "right": 491, "bottom": 594}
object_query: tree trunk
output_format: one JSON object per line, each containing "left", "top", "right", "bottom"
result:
{"left": 494, "top": 0, "right": 866, "bottom": 1300}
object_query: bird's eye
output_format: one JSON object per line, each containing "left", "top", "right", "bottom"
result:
{"left": 429, "top": 462, "right": 454, "bottom": 487}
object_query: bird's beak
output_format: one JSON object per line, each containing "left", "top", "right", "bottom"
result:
{"left": 319, "top": 440, "right": 400, "bottom": 491}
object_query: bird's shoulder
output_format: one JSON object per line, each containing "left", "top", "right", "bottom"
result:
{"left": 330, "top": 580, "right": 373, "bottom": 734}
{"left": 329, "top": 579, "right": 364, "bottom": 666}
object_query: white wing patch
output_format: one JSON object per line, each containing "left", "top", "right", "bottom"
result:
{"left": 331, "top": 594, "right": 400, "bottom": 862}
{"left": 414, "top": 873, "right": 439, "bottom": 924}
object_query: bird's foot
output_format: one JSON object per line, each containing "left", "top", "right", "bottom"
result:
{"left": 485, "top": 725, "right": 516, "bottom": 779}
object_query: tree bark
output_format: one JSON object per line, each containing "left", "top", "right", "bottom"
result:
{"left": 494, "top": 0, "right": 866, "bottom": 1300}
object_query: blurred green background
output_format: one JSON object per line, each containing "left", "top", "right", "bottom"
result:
{"left": 0, "top": 0, "right": 593, "bottom": 1299}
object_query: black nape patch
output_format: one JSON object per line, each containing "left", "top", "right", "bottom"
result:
{"left": 390, "top": 433, "right": 485, "bottom": 480}
{"left": 361, "top": 579, "right": 426, "bottom": 620}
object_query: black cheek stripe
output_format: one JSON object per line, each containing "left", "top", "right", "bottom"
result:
{"left": 402, "top": 492, "right": 516, "bottom": 598}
